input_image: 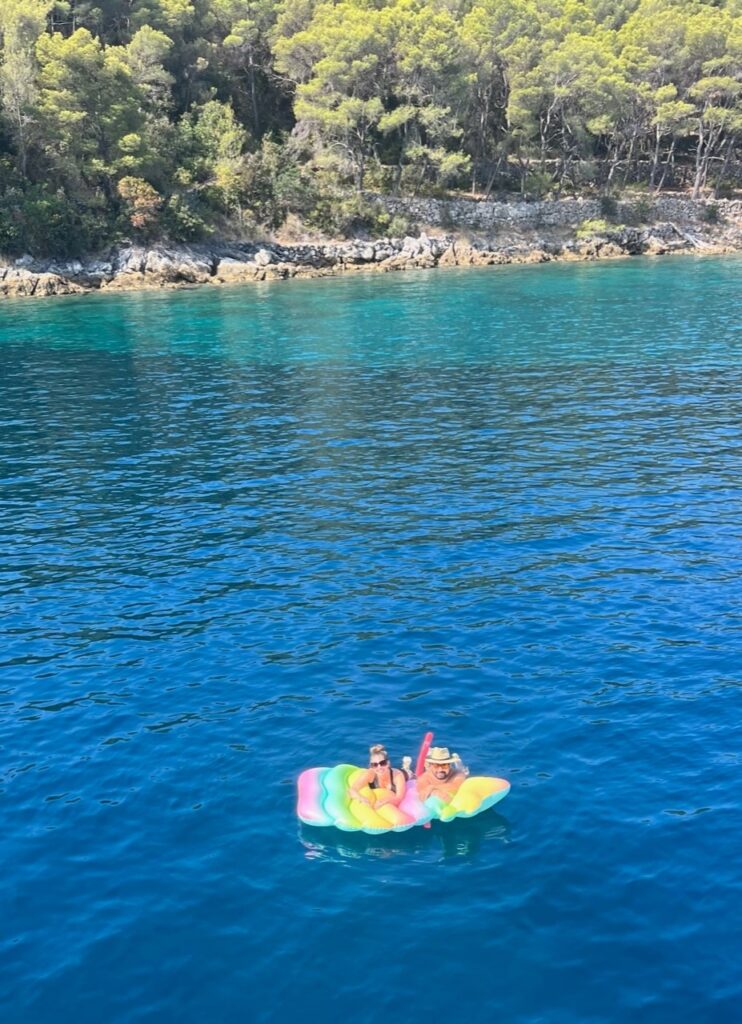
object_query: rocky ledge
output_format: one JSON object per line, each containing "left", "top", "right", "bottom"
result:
{"left": 1, "top": 209, "right": 740, "bottom": 299}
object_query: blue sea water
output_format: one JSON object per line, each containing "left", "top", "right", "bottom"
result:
{"left": 1, "top": 257, "right": 741, "bottom": 1024}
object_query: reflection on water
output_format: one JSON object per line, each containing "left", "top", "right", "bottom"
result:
{"left": 299, "top": 810, "right": 511, "bottom": 863}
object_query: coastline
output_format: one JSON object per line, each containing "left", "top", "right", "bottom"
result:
{"left": 2, "top": 196, "right": 741, "bottom": 300}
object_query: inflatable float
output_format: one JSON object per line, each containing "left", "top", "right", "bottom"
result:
{"left": 297, "top": 764, "right": 510, "bottom": 835}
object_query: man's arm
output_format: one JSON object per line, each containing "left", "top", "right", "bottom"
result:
{"left": 416, "top": 771, "right": 434, "bottom": 801}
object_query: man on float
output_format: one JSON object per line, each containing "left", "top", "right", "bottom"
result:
{"left": 416, "top": 746, "right": 467, "bottom": 802}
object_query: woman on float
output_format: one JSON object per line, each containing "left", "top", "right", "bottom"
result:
{"left": 348, "top": 744, "right": 408, "bottom": 808}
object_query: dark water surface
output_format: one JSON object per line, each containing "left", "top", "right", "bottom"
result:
{"left": 1, "top": 258, "right": 740, "bottom": 1024}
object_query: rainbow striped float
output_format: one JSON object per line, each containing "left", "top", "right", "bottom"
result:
{"left": 297, "top": 764, "right": 510, "bottom": 835}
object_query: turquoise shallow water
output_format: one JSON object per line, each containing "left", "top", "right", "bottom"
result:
{"left": 1, "top": 258, "right": 741, "bottom": 1023}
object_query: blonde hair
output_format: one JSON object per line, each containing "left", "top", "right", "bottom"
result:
{"left": 369, "top": 744, "right": 388, "bottom": 760}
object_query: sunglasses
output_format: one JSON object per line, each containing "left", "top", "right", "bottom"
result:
{"left": 370, "top": 758, "right": 389, "bottom": 768}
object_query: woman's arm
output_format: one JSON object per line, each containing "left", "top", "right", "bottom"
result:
{"left": 348, "top": 769, "right": 373, "bottom": 804}
{"left": 376, "top": 769, "right": 406, "bottom": 806}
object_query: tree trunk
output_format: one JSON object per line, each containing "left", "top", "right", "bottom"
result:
{"left": 692, "top": 117, "right": 706, "bottom": 199}
{"left": 249, "top": 56, "right": 260, "bottom": 137}
{"left": 392, "top": 161, "right": 402, "bottom": 197}
{"left": 518, "top": 150, "right": 530, "bottom": 196}
{"left": 11, "top": 107, "right": 29, "bottom": 178}
{"left": 606, "top": 137, "right": 622, "bottom": 185}
{"left": 649, "top": 125, "right": 662, "bottom": 188}
{"left": 714, "top": 136, "right": 734, "bottom": 197}
{"left": 484, "top": 152, "right": 504, "bottom": 200}
{"left": 355, "top": 153, "right": 365, "bottom": 192}
{"left": 655, "top": 136, "right": 676, "bottom": 193}
{"left": 472, "top": 87, "right": 490, "bottom": 195}
{"left": 700, "top": 125, "right": 723, "bottom": 192}
{"left": 622, "top": 127, "right": 638, "bottom": 186}
{"left": 540, "top": 100, "right": 556, "bottom": 173}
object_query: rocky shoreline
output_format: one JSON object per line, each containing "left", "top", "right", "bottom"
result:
{"left": 2, "top": 197, "right": 740, "bottom": 299}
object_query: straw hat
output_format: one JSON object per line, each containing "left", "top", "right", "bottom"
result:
{"left": 426, "top": 746, "right": 458, "bottom": 765}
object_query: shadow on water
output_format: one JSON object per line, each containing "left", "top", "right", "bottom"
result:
{"left": 298, "top": 809, "right": 511, "bottom": 864}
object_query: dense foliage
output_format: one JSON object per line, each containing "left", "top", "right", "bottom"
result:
{"left": 0, "top": 0, "right": 740, "bottom": 254}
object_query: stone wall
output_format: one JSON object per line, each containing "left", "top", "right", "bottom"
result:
{"left": 369, "top": 194, "right": 742, "bottom": 230}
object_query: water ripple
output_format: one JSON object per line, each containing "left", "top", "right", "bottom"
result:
{"left": 1, "top": 257, "right": 741, "bottom": 1024}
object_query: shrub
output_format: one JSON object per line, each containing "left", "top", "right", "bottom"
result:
{"left": 372, "top": 210, "right": 411, "bottom": 238}
{"left": 599, "top": 195, "right": 619, "bottom": 221}
{"left": 576, "top": 218, "right": 612, "bottom": 238}
{"left": 387, "top": 213, "right": 410, "bottom": 237}
{"left": 364, "top": 165, "right": 396, "bottom": 194}
{"left": 304, "top": 190, "right": 400, "bottom": 238}
{"left": 0, "top": 186, "right": 24, "bottom": 253}
{"left": 714, "top": 180, "right": 736, "bottom": 200}
{"left": 623, "top": 198, "right": 654, "bottom": 225}
{"left": 522, "top": 170, "right": 554, "bottom": 199}
{"left": 634, "top": 198, "right": 654, "bottom": 223}
{"left": 161, "top": 194, "right": 210, "bottom": 242}
{"left": 117, "top": 177, "right": 163, "bottom": 236}
{"left": 242, "top": 137, "right": 316, "bottom": 229}
{"left": 0, "top": 186, "right": 110, "bottom": 258}
{"left": 701, "top": 202, "right": 720, "bottom": 224}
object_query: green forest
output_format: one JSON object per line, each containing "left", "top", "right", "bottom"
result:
{"left": 0, "top": 0, "right": 740, "bottom": 256}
